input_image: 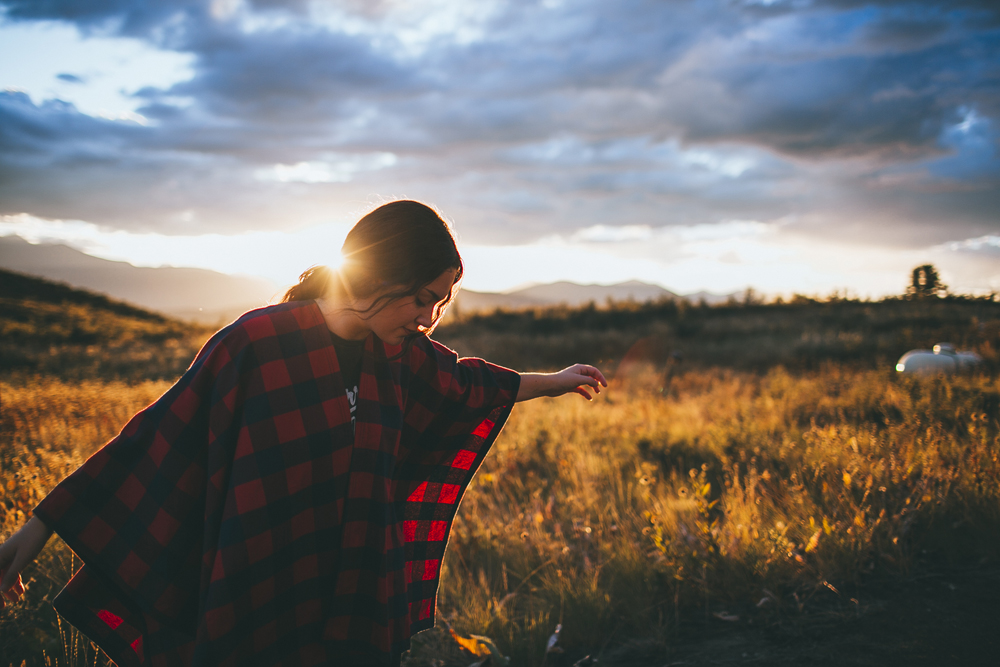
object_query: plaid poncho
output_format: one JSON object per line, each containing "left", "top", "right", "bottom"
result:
{"left": 34, "top": 300, "right": 520, "bottom": 666}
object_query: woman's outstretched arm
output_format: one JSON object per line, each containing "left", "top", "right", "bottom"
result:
{"left": 517, "top": 364, "right": 607, "bottom": 402}
{"left": 0, "top": 516, "right": 53, "bottom": 608}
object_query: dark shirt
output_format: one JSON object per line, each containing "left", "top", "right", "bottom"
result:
{"left": 330, "top": 332, "right": 364, "bottom": 432}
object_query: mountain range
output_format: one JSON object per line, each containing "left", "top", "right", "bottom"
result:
{"left": 453, "top": 281, "right": 732, "bottom": 312}
{"left": 0, "top": 235, "right": 278, "bottom": 324}
{"left": 0, "top": 235, "right": 734, "bottom": 323}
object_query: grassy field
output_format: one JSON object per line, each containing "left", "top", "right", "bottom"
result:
{"left": 2, "top": 272, "right": 1000, "bottom": 665}
{"left": 424, "top": 367, "right": 1000, "bottom": 664}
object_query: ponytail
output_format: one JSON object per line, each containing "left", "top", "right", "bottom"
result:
{"left": 282, "top": 265, "right": 334, "bottom": 303}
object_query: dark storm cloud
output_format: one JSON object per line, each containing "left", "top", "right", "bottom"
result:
{"left": 653, "top": 4, "right": 1000, "bottom": 160}
{"left": 0, "top": 91, "right": 143, "bottom": 165}
{"left": 668, "top": 53, "right": 962, "bottom": 160}
{"left": 0, "top": 90, "right": 363, "bottom": 231}
{"left": 0, "top": 0, "right": 202, "bottom": 36}
{"left": 168, "top": 24, "right": 413, "bottom": 122}
{"left": 814, "top": 0, "right": 998, "bottom": 13}
{"left": 0, "top": 90, "right": 154, "bottom": 222}
{"left": 0, "top": 0, "right": 996, "bottom": 245}
{"left": 245, "top": 0, "right": 310, "bottom": 12}
{"left": 859, "top": 15, "right": 949, "bottom": 49}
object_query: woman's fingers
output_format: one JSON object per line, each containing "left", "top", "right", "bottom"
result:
{"left": 583, "top": 365, "right": 608, "bottom": 387}
{"left": 1, "top": 564, "right": 24, "bottom": 602}
{"left": 558, "top": 366, "right": 607, "bottom": 400}
{"left": 569, "top": 365, "right": 607, "bottom": 392}
{"left": 0, "top": 573, "right": 25, "bottom": 607}
{"left": 544, "top": 364, "right": 607, "bottom": 400}
{"left": 0, "top": 571, "right": 23, "bottom": 606}
{"left": 0, "top": 536, "right": 29, "bottom": 605}
{"left": 572, "top": 379, "right": 599, "bottom": 400}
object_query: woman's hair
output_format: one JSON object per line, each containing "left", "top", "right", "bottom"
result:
{"left": 282, "top": 200, "right": 463, "bottom": 334}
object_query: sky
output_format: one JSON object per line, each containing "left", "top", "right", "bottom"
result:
{"left": 0, "top": 0, "right": 998, "bottom": 297}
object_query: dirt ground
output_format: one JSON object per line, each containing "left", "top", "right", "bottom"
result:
{"left": 598, "top": 565, "right": 1000, "bottom": 667}
{"left": 410, "top": 564, "right": 1000, "bottom": 667}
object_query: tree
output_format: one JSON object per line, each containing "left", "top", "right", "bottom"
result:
{"left": 906, "top": 264, "right": 947, "bottom": 299}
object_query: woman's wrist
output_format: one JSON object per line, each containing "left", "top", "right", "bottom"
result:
{"left": 27, "top": 515, "right": 54, "bottom": 541}
{"left": 516, "top": 365, "right": 606, "bottom": 402}
{"left": 515, "top": 372, "right": 551, "bottom": 402}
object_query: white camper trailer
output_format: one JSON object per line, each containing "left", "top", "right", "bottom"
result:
{"left": 895, "top": 343, "right": 981, "bottom": 374}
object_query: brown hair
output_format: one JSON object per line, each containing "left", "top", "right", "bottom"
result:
{"left": 283, "top": 200, "right": 463, "bottom": 335}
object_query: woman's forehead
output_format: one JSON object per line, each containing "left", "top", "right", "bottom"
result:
{"left": 375, "top": 268, "right": 457, "bottom": 303}
{"left": 423, "top": 268, "right": 459, "bottom": 298}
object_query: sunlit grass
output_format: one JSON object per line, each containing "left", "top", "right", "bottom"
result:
{"left": 3, "top": 365, "right": 1000, "bottom": 665}
{"left": 423, "top": 366, "right": 1000, "bottom": 665}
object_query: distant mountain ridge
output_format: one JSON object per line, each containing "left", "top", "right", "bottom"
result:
{"left": 0, "top": 236, "right": 278, "bottom": 324}
{"left": 455, "top": 280, "right": 733, "bottom": 312}
{"left": 0, "top": 235, "right": 735, "bottom": 321}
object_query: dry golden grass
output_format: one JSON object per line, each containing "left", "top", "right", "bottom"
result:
{"left": 3, "top": 367, "right": 1000, "bottom": 666}
{"left": 421, "top": 366, "right": 1000, "bottom": 665}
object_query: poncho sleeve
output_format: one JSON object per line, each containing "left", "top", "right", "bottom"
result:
{"left": 392, "top": 336, "right": 520, "bottom": 633}
{"left": 402, "top": 336, "right": 520, "bottom": 448}
{"left": 32, "top": 316, "right": 257, "bottom": 665}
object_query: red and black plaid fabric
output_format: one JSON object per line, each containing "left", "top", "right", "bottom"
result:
{"left": 34, "top": 300, "right": 520, "bottom": 666}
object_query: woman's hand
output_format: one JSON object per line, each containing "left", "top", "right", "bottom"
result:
{"left": 516, "top": 364, "right": 608, "bottom": 402}
{"left": 0, "top": 516, "right": 54, "bottom": 608}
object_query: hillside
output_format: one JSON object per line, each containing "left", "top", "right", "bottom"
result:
{"left": 0, "top": 235, "right": 277, "bottom": 324}
{"left": 5, "top": 265, "right": 1000, "bottom": 380}
{"left": 436, "top": 295, "right": 1000, "bottom": 373}
{"left": 0, "top": 268, "right": 211, "bottom": 380}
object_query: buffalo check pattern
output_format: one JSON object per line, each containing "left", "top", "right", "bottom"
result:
{"left": 34, "top": 300, "right": 519, "bottom": 666}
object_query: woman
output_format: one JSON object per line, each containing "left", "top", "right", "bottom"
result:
{"left": 0, "top": 200, "right": 606, "bottom": 666}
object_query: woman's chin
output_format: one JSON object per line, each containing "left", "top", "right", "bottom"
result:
{"left": 379, "top": 328, "right": 419, "bottom": 345}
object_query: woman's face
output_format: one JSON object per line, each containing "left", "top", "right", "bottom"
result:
{"left": 364, "top": 268, "right": 458, "bottom": 344}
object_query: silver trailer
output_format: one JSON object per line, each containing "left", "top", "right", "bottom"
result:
{"left": 895, "top": 343, "right": 981, "bottom": 374}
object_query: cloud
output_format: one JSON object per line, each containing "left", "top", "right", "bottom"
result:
{"left": 655, "top": 7, "right": 999, "bottom": 160}
{"left": 254, "top": 153, "right": 397, "bottom": 183}
{"left": 571, "top": 225, "right": 654, "bottom": 243}
{"left": 0, "top": 0, "right": 204, "bottom": 36}
{"left": 164, "top": 21, "right": 415, "bottom": 124}
{"left": 0, "top": 0, "right": 995, "bottom": 275}
{"left": 940, "top": 235, "right": 1000, "bottom": 255}
{"left": 0, "top": 90, "right": 384, "bottom": 233}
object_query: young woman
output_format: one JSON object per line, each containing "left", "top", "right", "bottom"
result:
{"left": 0, "top": 200, "right": 606, "bottom": 666}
